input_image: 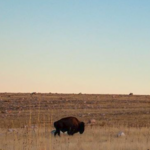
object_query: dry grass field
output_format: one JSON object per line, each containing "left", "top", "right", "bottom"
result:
{"left": 0, "top": 93, "right": 150, "bottom": 150}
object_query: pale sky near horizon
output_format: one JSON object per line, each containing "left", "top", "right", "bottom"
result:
{"left": 0, "top": 1, "right": 150, "bottom": 94}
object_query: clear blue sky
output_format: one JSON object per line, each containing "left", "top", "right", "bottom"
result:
{"left": 0, "top": 0, "right": 150, "bottom": 94}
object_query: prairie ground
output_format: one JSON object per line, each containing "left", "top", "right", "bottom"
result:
{"left": 0, "top": 93, "right": 150, "bottom": 150}
{"left": 0, "top": 126, "right": 150, "bottom": 150}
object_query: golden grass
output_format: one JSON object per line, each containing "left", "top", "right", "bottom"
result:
{"left": 1, "top": 126, "right": 150, "bottom": 150}
{"left": 0, "top": 93, "right": 150, "bottom": 150}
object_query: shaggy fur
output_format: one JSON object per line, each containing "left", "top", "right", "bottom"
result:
{"left": 54, "top": 117, "right": 85, "bottom": 136}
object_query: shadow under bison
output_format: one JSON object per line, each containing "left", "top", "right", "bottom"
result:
{"left": 54, "top": 117, "right": 85, "bottom": 136}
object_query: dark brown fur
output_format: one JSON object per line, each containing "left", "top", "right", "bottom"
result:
{"left": 54, "top": 117, "right": 85, "bottom": 136}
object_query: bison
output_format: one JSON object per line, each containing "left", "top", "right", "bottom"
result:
{"left": 54, "top": 117, "right": 85, "bottom": 136}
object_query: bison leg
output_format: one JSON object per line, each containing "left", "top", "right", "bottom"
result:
{"left": 67, "top": 127, "right": 73, "bottom": 135}
{"left": 67, "top": 130, "right": 72, "bottom": 135}
{"left": 57, "top": 130, "right": 60, "bottom": 136}
{"left": 68, "top": 127, "right": 75, "bottom": 136}
{"left": 69, "top": 130, "right": 75, "bottom": 135}
{"left": 54, "top": 129, "right": 60, "bottom": 137}
{"left": 54, "top": 130, "right": 57, "bottom": 136}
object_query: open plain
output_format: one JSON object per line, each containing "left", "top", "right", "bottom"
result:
{"left": 0, "top": 93, "right": 150, "bottom": 150}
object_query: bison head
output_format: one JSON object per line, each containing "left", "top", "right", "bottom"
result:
{"left": 79, "top": 122, "right": 85, "bottom": 134}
